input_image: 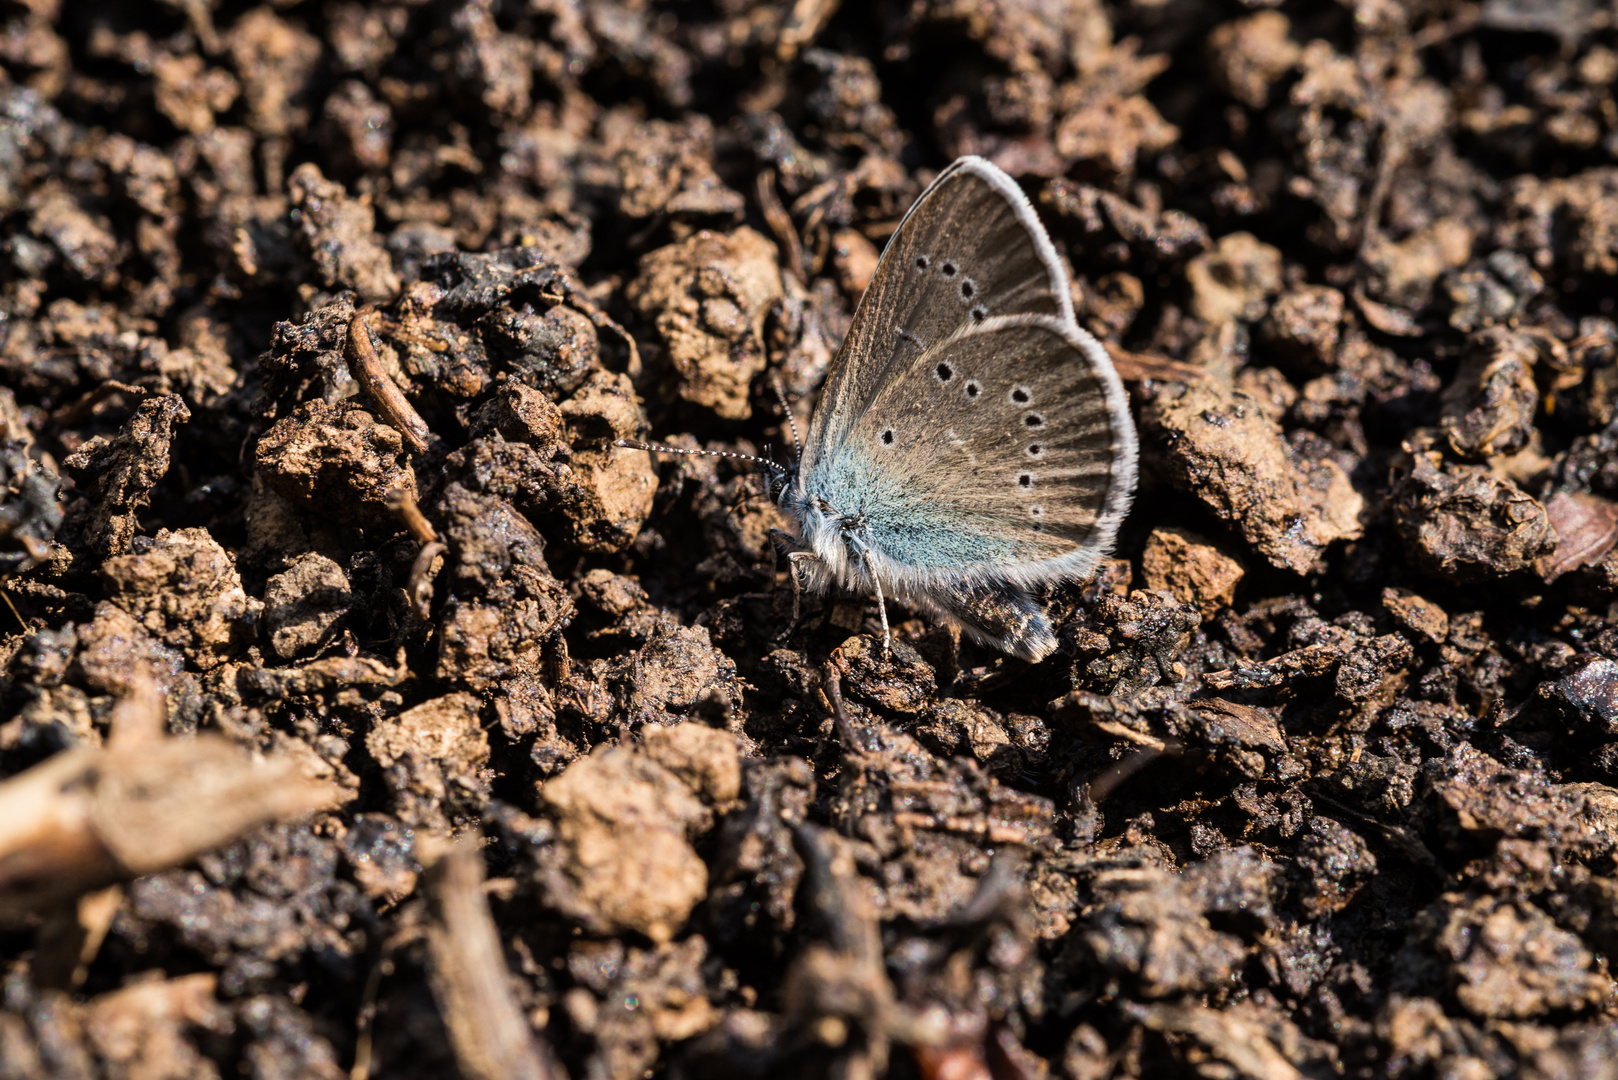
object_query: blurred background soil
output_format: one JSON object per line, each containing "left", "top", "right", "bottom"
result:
{"left": 0, "top": 0, "right": 1617, "bottom": 1077}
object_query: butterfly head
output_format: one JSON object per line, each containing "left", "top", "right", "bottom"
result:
{"left": 766, "top": 459, "right": 798, "bottom": 506}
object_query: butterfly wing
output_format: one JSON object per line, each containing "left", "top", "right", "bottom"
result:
{"left": 801, "top": 157, "right": 1076, "bottom": 478}
{"left": 906, "top": 578, "right": 1057, "bottom": 662}
{"left": 811, "top": 314, "right": 1136, "bottom": 592}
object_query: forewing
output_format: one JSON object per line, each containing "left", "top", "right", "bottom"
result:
{"left": 801, "top": 158, "right": 1073, "bottom": 475}
{"left": 823, "top": 315, "right": 1136, "bottom": 585}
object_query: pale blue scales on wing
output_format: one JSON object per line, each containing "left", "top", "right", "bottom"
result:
{"left": 807, "top": 446, "right": 1033, "bottom": 569}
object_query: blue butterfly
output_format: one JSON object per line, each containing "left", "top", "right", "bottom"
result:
{"left": 628, "top": 157, "right": 1137, "bottom": 661}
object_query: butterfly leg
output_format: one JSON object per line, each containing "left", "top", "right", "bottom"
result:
{"left": 783, "top": 551, "right": 817, "bottom": 640}
{"left": 864, "top": 551, "right": 892, "bottom": 659}
{"left": 769, "top": 527, "right": 816, "bottom": 643}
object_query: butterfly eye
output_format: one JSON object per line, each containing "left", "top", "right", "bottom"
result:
{"left": 934, "top": 361, "right": 954, "bottom": 382}
{"left": 1024, "top": 412, "right": 1046, "bottom": 428}
{"left": 1010, "top": 387, "right": 1031, "bottom": 405}
{"left": 915, "top": 254, "right": 930, "bottom": 270}
{"left": 964, "top": 380, "right": 982, "bottom": 398}
{"left": 880, "top": 429, "right": 895, "bottom": 445}
{"left": 941, "top": 260, "right": 958, "bottom": 278}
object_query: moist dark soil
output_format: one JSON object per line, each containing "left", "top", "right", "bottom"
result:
{"left": 1, "top": 1, "right": 1618, "bottom": 1078}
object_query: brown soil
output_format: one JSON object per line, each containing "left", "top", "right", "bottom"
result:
{"left": 1, "top": 1, "right": 1617, "bottom": 1078}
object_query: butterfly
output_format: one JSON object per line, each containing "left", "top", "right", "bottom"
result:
{"left": 627, "top": 156, "right": 1137, "bottom": 662}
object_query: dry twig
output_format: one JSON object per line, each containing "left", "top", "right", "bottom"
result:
{"left": 423, "top": 835, "right": 565, "bottom": 1080}
{"left": 0, "top": 737, "right": 339, "bottom": 922}
{"left": 347, "top": 316, "right": 432, "bottom": 455}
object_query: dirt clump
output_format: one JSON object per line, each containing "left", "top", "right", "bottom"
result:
{"left": 537, "top": 725, "right": 740, "bottom": 943}
{"left": 1144, "top": 379, "right": 1363, "bottom": 573}
{"left": 629, "top": 227, "right": 784, "bottom": 421}
{"left": 1140, "top": 526, "right": 1245, "bottom": 618}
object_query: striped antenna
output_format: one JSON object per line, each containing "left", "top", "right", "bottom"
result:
{"left": 615, "top": 439, "right": 790, "bottom": 475}
{"left": 770, "top": 374, "right": 802, "bottom": 465}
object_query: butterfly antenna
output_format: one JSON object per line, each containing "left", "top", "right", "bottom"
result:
{"left": 770, "top": 374, "right": 802, "bottom": 465}
{"left": 615, "top": 438, "right": 790, "bottom": 475}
